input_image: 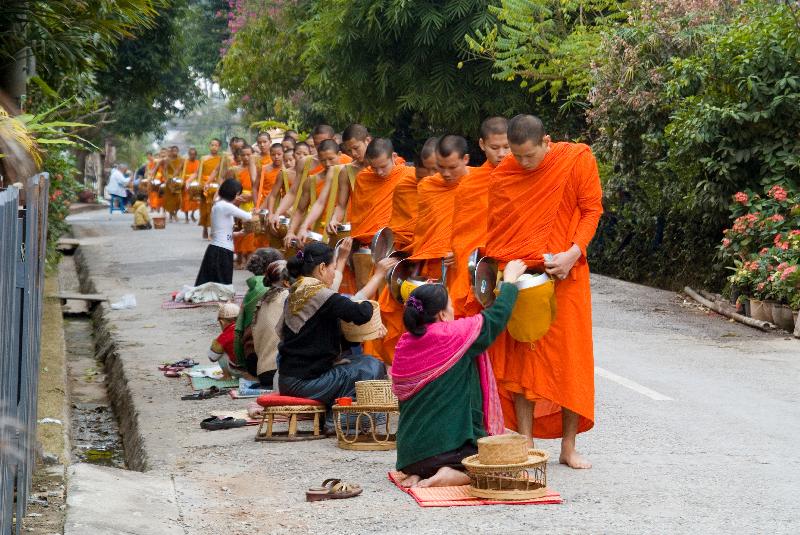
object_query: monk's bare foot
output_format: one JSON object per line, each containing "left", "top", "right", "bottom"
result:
{"left": 416, "top": 467, "right": 470, "bottom": 488}
{"left": 559, "top": 448, "right": 592, "bottom": 469}
{"left": 398, "top": 473, "right": 421, "bottom": 488}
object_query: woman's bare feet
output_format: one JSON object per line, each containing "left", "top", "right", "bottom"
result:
{"left": 559, "top": 446, "right": 592, "bottom": 469}
{"left": 397, "top": 473, "right": 421, "bottom": 488}
{"left": 416, "top": 467, "right": 471, "bottom": 488}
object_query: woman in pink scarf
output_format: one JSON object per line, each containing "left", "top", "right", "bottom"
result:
{"left": 391, "top": 260, "right": 527, "bottom": 488}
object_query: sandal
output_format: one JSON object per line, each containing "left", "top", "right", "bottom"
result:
{"left": 306, "top": 479, "right": 363, "bottom": 502}
{"left": 200, "top": 416, "right": 247, "bottom": 431}
{"left": 181, "top": 386, "right": 230, "bottom": 400}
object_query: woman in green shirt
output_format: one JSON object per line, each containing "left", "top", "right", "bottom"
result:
{"left": 390, "top": 259, "right": 527, "bottom": 488}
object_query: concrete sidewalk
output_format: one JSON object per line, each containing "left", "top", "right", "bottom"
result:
{"left": 64, "top": 209, "right": 798, "bottom": 534}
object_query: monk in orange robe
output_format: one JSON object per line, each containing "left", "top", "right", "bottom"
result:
{"left": 449, "top": 117, "right": 510, "bottom": 318}
{"left": 255, "top": 131, "right": 272, "bottom": 170}
{"left": 254, "top": 143, "right": 285, "bottom": 248}
{"left": 374, "top": 136, "right": 469, "bottom": 364}
{"left": 347, "top": 138, "right": 412, "bottom": 245}
{"left": 142, "top": 151, "right": 158, "bottom": 207}
{"left": 160, "top": 145, "right": 185, "bottom": 222}
{"left": 485, "top": 114, "right": 603, "bottom": 469}
{"left": 180, "top": 147, "right": 200, "bottom": 222}
{"left": 149, "top": 147, "right": 168, "bottom": 213}
{"left": 198, "top": 138, "right": 223, "bottom": 239}
{"left": 232, "top": 145, "right": 258, "bottom": 267}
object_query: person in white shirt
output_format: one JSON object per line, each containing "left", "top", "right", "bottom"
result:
{"left": 107, "top": 164, "right": 130, "bottom": 214}
{"left": 195, "top": 178, "right": 253, "bottom": 286}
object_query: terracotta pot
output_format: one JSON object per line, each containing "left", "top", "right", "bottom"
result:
{"left": 771, "top": 303, "right": 795, "bottom": 331}
{"left": 749, "top": 299, "right": 772, "bottom": 322}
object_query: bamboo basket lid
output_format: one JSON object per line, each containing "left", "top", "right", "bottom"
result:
{"left": 341, "top": 300, "right": 383, "bottom": 342}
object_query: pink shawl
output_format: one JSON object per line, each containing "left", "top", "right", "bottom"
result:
{"left": 391, "top": 315, "right": 504, "bottom": 435}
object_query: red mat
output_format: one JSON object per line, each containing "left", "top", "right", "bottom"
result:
{"left": 387, "top": 471, "right": 562, "bottom": 507}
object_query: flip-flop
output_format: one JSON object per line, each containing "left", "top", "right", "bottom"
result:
{"left": 200, "top": 416, "right": 247, "bottom": 431}
{"left": 181, "top": 386, "right": 230, "bottom": 400}
{"left": 306, "top": 479, "right": 363, "bottom": 502}
{"left": 164, "top": 370, "right": 181, "bottom": 378}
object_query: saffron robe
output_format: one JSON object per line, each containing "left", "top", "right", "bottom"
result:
{"left": 233, "top": 167, "right": 256, "bottom": 255}
{"left": 350, "top": 159, "right": 410, "bottom": 245}
{"left": 255, "top": 165, "right": 282, "bottom": 247}
{"left": 485, "top": 142, "right": 603, "bottom": 439}
{"left": 450, "top": 161, "right": 494, "bottom": 318}
{"left": 147, "top": 161, "right": 162, "bottom": 210}
{"left": 181, "top": 159, "right": 200, "bottom": 213}
{"left": 162, "top": 157, "right": 185, "bottom": 214}
{"left": 198, "top": 155, "right": 221, "bottom": 227}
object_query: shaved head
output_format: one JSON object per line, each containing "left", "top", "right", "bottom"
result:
{"left": 507, "top": 114, "right": 545, "bottom": 145}
{"left": 342, "top": 124, "right": 370, "bottom": 143}
{"left": 312, "top": 124, "right": 335, "bottom": 138}
{"left": 436, "top": 134, "right": 468, "bottom": 158}
{"left": 317, "top": 139, "right": 339, "bottom": 154}
{"left": 480, "top": 116, "right": 508, "bottom": 140}
{"left": 365, "top": 138, "right": 393, "bottom": 160}
{"left": 415, "top": 136, "right": 439, "bottom": 166}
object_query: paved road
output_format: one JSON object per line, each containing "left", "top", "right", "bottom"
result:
{"left": 65, "top": 208, "right": 799, "bottom": 534}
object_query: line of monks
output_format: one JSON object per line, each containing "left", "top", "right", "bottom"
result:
{"left": 137, "top": 115, "right": 603, "bottom": 468}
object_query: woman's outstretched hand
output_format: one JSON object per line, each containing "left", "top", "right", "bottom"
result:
{"left": 503, "top": 259, "right": 527, "bottom": 284}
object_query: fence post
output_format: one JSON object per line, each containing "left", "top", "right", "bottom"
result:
{"left": 0, "top": 174, "right": 49, "bottom": 535}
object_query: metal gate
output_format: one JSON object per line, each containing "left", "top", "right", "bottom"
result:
{"left": 0, "top": 174, "right": 49, "bottom": 535}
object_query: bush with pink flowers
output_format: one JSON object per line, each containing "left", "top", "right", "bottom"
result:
{"left": 720, "top": 183, "right": 800, "bottom": 309}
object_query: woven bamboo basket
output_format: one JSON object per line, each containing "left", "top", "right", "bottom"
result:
{"left": 474, "top": 434, "right": 529, "bottom": 464}
{"left": 352, "top": 250, "right": 374, "bottom": 290}
{"left": 152, "top": 215, "right": 166, "bottom": 230}
{"left": 354, "top": 379, "right": 397, "bottom": 406}
{"left": 462, "top": 440, "right": 549, "bottom": 501}
{"left": 341, "top": 301, "right": 383, "bottom": 342}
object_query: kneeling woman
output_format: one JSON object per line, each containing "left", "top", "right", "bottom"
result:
{"left": 277, "top": 242, "right": 386, "bottom": 410}
{"left": 391, "top": 260, "right": 526, "bottom": 488}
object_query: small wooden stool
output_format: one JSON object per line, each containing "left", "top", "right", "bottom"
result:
{"left": 333, "top": 403, "right": 399, "bottom": 451}
{"left": 254, "top": 394, "right": 327, "bottom": 442}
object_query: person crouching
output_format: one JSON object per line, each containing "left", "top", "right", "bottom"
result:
{"left": 391, "top": 260, "right": 527, "bottom": 488}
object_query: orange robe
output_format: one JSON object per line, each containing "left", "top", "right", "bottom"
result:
{"left": 198, "top": 155, "right": 221, "bottom": 227}
{"left": 449, "top": 161, "right": 494, "bottom": 318}
{"left": 180, "top": 159, "right": 200, "bottom": 213}
{"left": 368, "top": 172, "right": 422, "bottom": 364}
{"left": 350, "top": 159, "right": 410, "bottom": 245}
{"left": 233, "top": 168, "right": 256, "bottom": 255}
{"left": 389, "top": 170, "right": 422, "bottom": 253}
{"left": 162, "top": 158, "right": 185, "bottom": 214}
{"left": 255, "top": 166, "right": 281, "bottom": 248}
{"left": 409, "top": 173, "right": 462, "bottom": 261}
{"left": 485, "top": 142, "right": 603, "bottom": 439}
{"left": 147, "top": 161, "right": 162, "bottom": 210}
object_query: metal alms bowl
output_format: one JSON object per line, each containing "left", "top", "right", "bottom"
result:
{"left": 370, "top": 227, "right": 395, "bottom": 264}
{"left": 336, "top": 223, "right": 351, "bottom": 233}
{"left": 473, "top": 256, "right": 499, "bottom": 308}
{"left": 387, "top": 258, "right": 423, "bottom": 303}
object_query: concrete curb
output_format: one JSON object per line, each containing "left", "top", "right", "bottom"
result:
{"left": 65, "top": 463, "right": 182, "bottom": 535}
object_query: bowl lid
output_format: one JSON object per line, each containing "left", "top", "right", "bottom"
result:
{"left": 371, "top": 227, "right": 395, "bottom": 263}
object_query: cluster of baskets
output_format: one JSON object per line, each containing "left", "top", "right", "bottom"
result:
{"left": 462, "top": 434, "right": 549, "bottom": 500}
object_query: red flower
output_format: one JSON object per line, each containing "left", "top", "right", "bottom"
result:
{"left": 768, "top": 185, "right": 788, "bottom": 202}
{"left": 721, "top": 238, "right": 731, "bottom": 248}
{"left": 733, "top": 191, "right": 748, "bottom": 203}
